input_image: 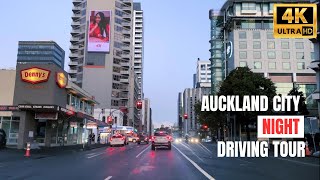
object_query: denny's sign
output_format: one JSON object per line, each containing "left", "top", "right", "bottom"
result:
{"left": 21, "top": 67, "right": 51, "bottom": 84}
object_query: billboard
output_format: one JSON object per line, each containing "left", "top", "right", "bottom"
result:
{"left": 88, "top": 10, "right": 111, "bottom": 52}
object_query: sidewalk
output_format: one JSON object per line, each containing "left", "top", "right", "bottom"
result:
{"left": 0, "top": 143, "right": 108, "bottom": 163}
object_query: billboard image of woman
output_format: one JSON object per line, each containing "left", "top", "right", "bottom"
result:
{"left": 88, "top": 10, "right": 111, "bottom": 52}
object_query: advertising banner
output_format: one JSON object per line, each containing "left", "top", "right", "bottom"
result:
{"left": 88, "top": 10, "right": 111, "bottom": 52}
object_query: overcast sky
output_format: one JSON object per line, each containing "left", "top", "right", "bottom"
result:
{"left": 0, "top": 0, "right": 226, "bottom": 128}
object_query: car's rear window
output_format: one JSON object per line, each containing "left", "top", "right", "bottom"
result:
{"left": 112, "top": 135, "right": 122, "bottom": 138}
{"left": 154, "top": 132, "right": 168, "bottom": 136}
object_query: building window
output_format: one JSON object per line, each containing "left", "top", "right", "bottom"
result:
{"left": 281, "top": 41, "right": 289, "bottom": 49}
{"left": 253, "top": 32, "right": 260, "bottom": 39}
{"left": 239, "top": 31, "right": 246, "bottom": 39}
{"left": 239, "top": 41, "right": 247, "bottom": 49}
{"left": 297, "top": 62, "right": 305, "bottom": 70}
{"left": 269, "top": 3, "right": 274, "bottom": 11}
{"left": 239, "top": 51, "right": 247, "bottom": 59}
{"left": 254, "top": 61, "right": 262, "bottom": 69}
{"left": 295, "top": 42, "right": 304, "bottom": 49}
{"left": 268, "top": 62, "right": 276, "bottom": 69}
{"left": 282, "top": 62, "right": 291, "bottom": 70}
{"left": 239, "top": 61, "right": 247, "bottom": 67}
{"left": 253, "top": 41, "right": 261, "bottom": 49}
{"left": 296, "top": 52, "right": 304, "bottom": 59}
{"left": 267, "top": 32, "right": 274, "bottom": 39}
{"left": 253, "top": 51, "right": 261, "bottom": 59}
{"left": 311, "top": 52, "right": 315, "bottom": 59}
{"left": 282, "top": 52, "right": 290, "bottom": 59}
{"left": 242, "top": 3, "right": 256, "bottom": 10}
{"left": 201, "top": 65, "right": 206, "bottom": 70}
{"left": 267, "top": 41, "right": 275, "bottom": 49}
{"left": 267, "top": 51, "right": 276, "bottom": 59}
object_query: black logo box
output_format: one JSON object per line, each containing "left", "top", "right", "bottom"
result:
{"left": 276, "top": 6, "right": 314, "bottom": 24}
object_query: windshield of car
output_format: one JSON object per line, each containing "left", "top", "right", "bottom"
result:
{"left": 154, "top": 132, "right": 168, "bottom": 136}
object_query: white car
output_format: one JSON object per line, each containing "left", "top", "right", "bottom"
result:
{"left": 109, "top": 134, "right": 126, "bottom": 147}
{"left": 151, "top": 131, "right": 172, "bottom": 150}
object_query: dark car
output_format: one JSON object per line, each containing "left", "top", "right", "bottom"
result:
{"left": 0, "top": 129, "right": 7, "bottom": 148}
{"left": 137, "top": 134, "right": 149, "bottom": 144}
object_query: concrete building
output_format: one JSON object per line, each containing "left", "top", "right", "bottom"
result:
{"left": 17, "top": 41, "right": 65, "bottom": 69}
{"left": 141, "top": 98, "right": 151, "bottom": 135}
{"left": 68, "top": 0, "right": 140, "bottom": 129}
{"left": 177, "top": 92, "right": 183, "bottom": 132}
{"left": 218, "top": 0, "right": 318, "bottom": 113}
{"left": 309, "top": 0, "right": 320, "bottom": 118}
{"left": 132, "top": 2, "right": 144, "bottom": 100}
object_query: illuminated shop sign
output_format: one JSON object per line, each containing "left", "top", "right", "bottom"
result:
{"left": 20, "top": 67, "right": 50, "bottom": 84}
{"left": 56, "top": 72, "right": 68, "bottom": 88}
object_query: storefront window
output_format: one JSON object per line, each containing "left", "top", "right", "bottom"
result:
{"left": 67, "top": 94, "right": 71, "bottom": 105}
{"left": 80, "top": 101, "right": 84, "bottom": 111}
{"left": 71, "top": 95, "right": 76, "bottom": 107}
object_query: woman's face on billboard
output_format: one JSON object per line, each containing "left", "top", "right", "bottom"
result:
{"left": 95, "top": 14, "right": 101, "bottom": 23}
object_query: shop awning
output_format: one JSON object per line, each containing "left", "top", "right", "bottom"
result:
{"left": 77, "top": 112, "right": 108, "bottom": 127}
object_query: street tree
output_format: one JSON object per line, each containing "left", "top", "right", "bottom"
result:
{"left": 284, "top": 86, "right": 309, "bottom": 115}
{"left": 218, "top": 67, "right": 277, "bottom": 140}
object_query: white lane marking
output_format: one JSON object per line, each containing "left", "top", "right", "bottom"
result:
{"left": 87, "top": 152, "right": 105, "bottom": 159}
{"left": 180, "top": 143, "right": 204, "bottom": 162}
{"left": 104, "top": 176, "right": 112, "bottom": 180}
{"left": 86, "top": 152, "right": 98, "bottom": 156}
{"left": 199, "top": 143, "right": 213, "bottom": 154}
{"left": 274, "top": 157, "right": 320, "bottom": 167}
{"left": 197, "top": 144, "right": 212, "bottom": 155}
{"left": 136, "top": 145, "right": 151, "bottom": 158}
{"left": 173, "top": 145, "right": 215, "bottom": 180}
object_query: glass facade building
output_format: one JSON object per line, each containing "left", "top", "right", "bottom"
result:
{"left": 17, "top": 41, "right": 65, "bottom": 69}
{"left": 209, "top": 10, "right": 224, "bottom": 94}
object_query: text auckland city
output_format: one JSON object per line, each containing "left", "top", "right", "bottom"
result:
{"left": 201, "top": 95, "right": 300, "bottom": 112}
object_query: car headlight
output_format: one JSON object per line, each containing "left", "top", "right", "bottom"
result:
{"left": 195, "top": 139, "right": 198, "bottom": 143}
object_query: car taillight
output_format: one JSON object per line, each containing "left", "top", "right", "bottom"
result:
{"left": 151, "top": 136, "right": 155, "bottom": 141}
{"left": 122, "top": 137, "right": 125, "bottom": 140}
{"left": 166, "top": 136, "right": 172, "bottom": 140}
{"left": 145, "top": 137, "right": 148, "bottom": 140}
{"left": 110, "top": 138, "right": 113, "bottom": 141}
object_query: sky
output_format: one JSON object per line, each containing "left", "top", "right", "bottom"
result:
{"left": 0, "top": 0, "right": 226, "bottom": 128}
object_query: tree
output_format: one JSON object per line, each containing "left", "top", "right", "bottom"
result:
{"left": 284, "top": 86, "right": 309, "bottom": 115}
{"left": 218, "top": 67, "right": 277, "bottom": 140}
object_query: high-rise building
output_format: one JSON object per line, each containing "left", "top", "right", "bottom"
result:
{"left": 141, "top": 98, "right": 151, "bottom": 135}
{"left": 68, "top": 0, "right": 140, "bottom": 127}
{"left": 17, "top": 41, "right": 65, "bottom": 69}
{"left": 177, "top": 92, "right": 183, "bottom": 132}
{"left": 217, "top": 0, "right": 318, "bottom": 113}
{"left": 133, "top": 2, "right": 144, "bottom": 100}
{"left": 309, "top": 0, "right": 320, "bottom": 117}
{"left": 209, "top": 10, "right": 224, "bottom": 94}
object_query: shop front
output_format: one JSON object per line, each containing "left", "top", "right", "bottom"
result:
{"left": 7, "top": 63, "right": 108, "bottom": 149}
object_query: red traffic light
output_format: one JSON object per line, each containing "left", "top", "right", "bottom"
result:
{"left": 204, "top": 125, "right": 208, "bottom": 129}
{"left": 183, "top": 114, "right": 188, "bottom": 119}
{"left": 107, "top": 116, "right": 112, "bottom": 123}
{"left": 136, "top": 101, "right": 143, "bottom": 109}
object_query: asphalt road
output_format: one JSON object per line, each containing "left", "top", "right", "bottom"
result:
{"left": 0, "top": 142, "right": 319, "bottom": 180}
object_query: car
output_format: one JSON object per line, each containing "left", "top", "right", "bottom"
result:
{"left": 175, "top": 137, "right": 182, "bottom": 143}
{"left": 109, "top": 134, "right": 126, "bottom": 147}
{"left": 190, "top": 137, "right": 199, "bottom": 143}
{"left": 151, "top": 131, "right": 172, "bottom": 150}
{"left": 137, "top": 134, "right": 149, "bottom": 144}
{"left": 128, "top": 135, "right": 139, "bottom": 143}
{"left": 0, "top": 129, "right": 7, "bottom": 148}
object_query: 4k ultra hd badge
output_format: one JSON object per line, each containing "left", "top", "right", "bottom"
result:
{"left": 273, "top": 4, "right": 317, "bottom": 38}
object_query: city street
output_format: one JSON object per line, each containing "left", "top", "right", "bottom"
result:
{"left": 0, "top": 142, "right": 319, "bottom": 180}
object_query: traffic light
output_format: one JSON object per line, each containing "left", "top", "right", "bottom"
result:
{"left": 107, "top": 116, "right": 113, "bottom": 124}
{"left": 136, "top": 101, "right": 143, "bottom": 109}
{"left": 204, "top": 125, "right": 208, "bottom": 129}
{"left": 183, "top": 114, "right": 188, "bottom": 119}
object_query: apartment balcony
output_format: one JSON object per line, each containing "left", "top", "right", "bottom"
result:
{"left": 122, "top": 5, "right": 131, "bottom": 11}
{"left": 122, "top": 29, "right": 131, "bottom": 34}
{"left": 71, "top": 29, "right": 83, "bottom": 34}
{"left": 68, "top": 61, "right": 78, "bottom": 66}
{"left": 135, "top": 23, "right": 143, "bottom": 27}
{"left": 70, "top": 37, "right": 80, "bottom": 42}
{"left": 122, "top": 53, "right": 130, "bottom": 58}
{"left": 134, "top": 54, "right": 142, "bottom": 58}
{"left": 70, "top": 44, "right": 80, "bottom": 50}
{"left": 134, "top": 44, "right": 142, "bottom": 48}
{"left": 69, "top": 53, "right": 79, "bottom": 58}
{"left": 135, "top": 49, "right": 142, "bottom": 53}
{"left": 71, "top": 21, "right": 81, "bottom": 26}
{"left": 120, "top": 70, "right": 129, "bottom": 75}
{"left": 120, "top": 78, "right": 129, "bottom": 83}
{"left": 122, "top": 36, "right": 131, "bottom": 42}
{"left": 135, "top": 19, "right": 142, "bottom": 22}
{"left": 135, "top": 34, "right": 142, "bottom": 37}
{"left": 120, "top": 62, "right": 130, "bottom": 67}
{"left": 72, "top": 0, "right": 82, "bottom": 4}
{"left": 72, "top": 13, "right": 81, "bottom": 20}
{"left": 123, "top": 13, "right": 132, "bottom": 18}
{"left": 135, "top": 29, "right": 142, "bottom": 33}
{"left": 69, "top": 69, "right": 77, "bottom": 74}
{"left": 72, "top": 6, "right": 82, "bottom": 12}
{"left": 120, "top": 86, "right": 129, "bottom": 91}
{"left": 122, "top": 21, "right": 131, "bottom": 27}
{"left": 122, "top": 45, "right": 131, "bottom": 51}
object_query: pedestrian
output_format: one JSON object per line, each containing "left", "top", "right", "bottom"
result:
{"left": 97, "top": 133, "right": 101, "bottom": 144}
{"left": 92, "top": 133, "right": 95, "bottom": 143}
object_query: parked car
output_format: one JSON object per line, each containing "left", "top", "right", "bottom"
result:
{"left": 109, "top": 134, "right": 126, "bottom": 147}
{"left": 137, "top": 134, "right": 149, "bottom": 144}
{"left": 0, "top": 129, "right": 7, "bottom": 148}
